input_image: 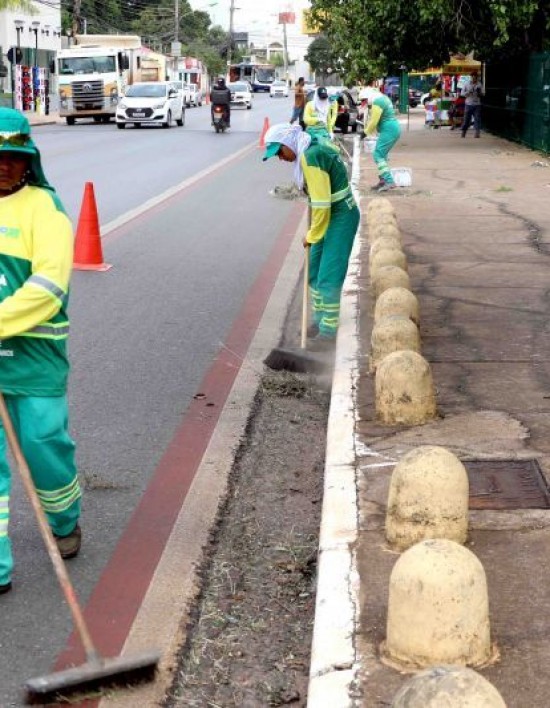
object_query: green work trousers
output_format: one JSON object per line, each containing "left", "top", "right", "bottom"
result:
{"left": 373, "top": 120, "right": 401, "bottom": 184}
{"left": 0, "top": 395, "right": 81, "bottom": 585}
{"left": 309, "top": 197, "right": 360, "bottom": 339}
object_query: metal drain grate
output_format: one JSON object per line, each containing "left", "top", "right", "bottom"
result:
{"left": 465, "top": 459, "right": 550, "bottom": 510}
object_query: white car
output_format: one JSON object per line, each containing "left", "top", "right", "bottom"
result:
{"left": 228, "top": 81, "right": 253, "bottom": 109}
{"left": 188, "top": 83, "right": 203, "bottom": 107}
{"left": 169, "top": 80, "right": 191, "bottom": 110}
{"left": 270, "top": 80, "right": 289, "bottom": 98}
{"left": 116, "top": 82, "right": 185, "bottom": 129}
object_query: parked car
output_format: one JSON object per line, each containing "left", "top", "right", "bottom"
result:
{"left": 334, "top": 89, "right": 359, "bottom": 134}
{"left": 169, "top": 80, "right": 191, "bottom": 110}
{"left": 116, "top": 81, "right": 185, "bottom": 129}
{"left": 228, "top": 81, "right": 253, "bottom": 109}
{"left": 270, "top": 80, "right": 289, "bottom": 98}
{"left": 188, "top": 83, "right": 203, "bottom": 107}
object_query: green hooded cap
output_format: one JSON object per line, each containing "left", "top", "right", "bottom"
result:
{"left": 0, "top": 108, "right": 65, "bottom": 211}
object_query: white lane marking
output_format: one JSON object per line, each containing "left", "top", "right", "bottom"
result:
{"left": 100, "top": 141, "right": 257, "bottom": 236}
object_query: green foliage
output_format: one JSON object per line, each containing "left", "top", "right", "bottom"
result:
{"left": 0, "top": 0, "right": 34, "bottom": 11}
{"left": 305, "top": 35, "right": 337, "bottom": 75}
{"left": 62, "top": 0, "right": 228, "bottom": 77}
{"left": 310, "top": 0, "right": 550, "bottom": 79}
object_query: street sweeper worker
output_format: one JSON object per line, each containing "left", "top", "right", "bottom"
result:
{"left": 263, "top": 123, "right": 359, "bottom": 349}
{"left": 303, "top": 86, "right": 338, "bottom": 141}
{"left": 364, "top": 85, "right": 401, "bottom": 192}
{"left": 0, "top": 108, "right": 81, "bottom": 595}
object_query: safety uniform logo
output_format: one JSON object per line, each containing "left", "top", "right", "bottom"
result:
{"left": 0, "top": 226, "right": 20, "bottom": 239}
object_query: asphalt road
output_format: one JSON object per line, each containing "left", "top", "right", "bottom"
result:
{"left": 1, "top": 94, "right": 297, "bottom": 706}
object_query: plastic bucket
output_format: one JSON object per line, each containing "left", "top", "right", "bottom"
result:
{"left": 391, "top": 167, "right": 412, "bottom": 187}
{"left": 364, "top": 137, "right": 377, "bottom": 153}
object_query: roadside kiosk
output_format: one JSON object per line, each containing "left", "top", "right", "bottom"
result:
{"left": 424, "top": 53, "right": 483, "bottom": 128}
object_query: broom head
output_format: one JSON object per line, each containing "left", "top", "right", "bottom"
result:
{"left": 25, "top": 649, "right": 161, "bottom": 704}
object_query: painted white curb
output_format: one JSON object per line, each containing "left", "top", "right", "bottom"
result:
{"left": 307, "top": 136, "right": 363, "bottom": 707}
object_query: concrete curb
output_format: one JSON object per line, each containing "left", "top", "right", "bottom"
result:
{"left": 307, "top": 135, "right": 363, "bottom": 707}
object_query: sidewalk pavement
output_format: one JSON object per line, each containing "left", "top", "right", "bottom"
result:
{"left": 25, "top": 110, "right": 60, "bottom": 126}
{"left": 309, "top": 113, "right": 550, "bottom": 707}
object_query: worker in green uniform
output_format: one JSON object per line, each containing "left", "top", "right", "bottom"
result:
{"left": 263, "top": 123, "right": 359, "bottom": 348}
{"left": 364, "top": 85, "right": 401, "bottom": 192}
{"left": 0, "top": 108, "right": 81, "bottom": 595}
{"left": 303, "top": 86, "right": 338, "bottom": 142}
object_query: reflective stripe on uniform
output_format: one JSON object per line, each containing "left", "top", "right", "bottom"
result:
{"left": 331, "top": 186, "right": 352, "bottom": 203}
{"left": 27, "top": 274, "right": 68, "bottom": 305}
{"left": 35, "top": 477, "right": 81, "bottom": 513}
{"left": 21, "top": 322, "right": 70, "bottom": 339}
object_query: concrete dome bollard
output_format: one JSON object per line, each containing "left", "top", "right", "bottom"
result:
{"left": 370, "top": 235, "right": 403, "bottom": 260}
{"left": 371, "top": 316, "right": 420, "bottom": 372}
{"left": 369, "top": 221, "right": 401, "bottom": 245}
{"left": 375, "top": 350, "right": 437, "bottom": 425}
{"left": 368, "top": 211, "right": 398, "bottom": 234}
{"left": 391, "top": 666, "right": 507, "bottom": 707}
{"left": 372, "top": 266, "right": 411, "bottom": 300}
{"left": 382, "top": 539, "right": 494, "bottom": 670}
{"left": 370, "top": 248, "right": 408, "bottom": 277}
{"left": 385, "top": 446, "right": 469, "bottom": 550}
{"left": 366, "top": 196, "right": 395, "bottom": 217}
{"left": 374, "top": 287, "right": 420, "bottom": 325}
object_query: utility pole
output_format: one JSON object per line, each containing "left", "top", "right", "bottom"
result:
{"left": 174, "top": 0, "right": 179, "bottom": 43}
{"left": 72, "top": 0, "right": 82, "bottom": 37}
{"left": 227, "top": 0, "right": 235, "bottom": 78}
{"left": 282, "top": 19, "right": 289, "bottom": 84}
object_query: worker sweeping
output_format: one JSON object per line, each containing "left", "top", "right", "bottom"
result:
{"left": 263, "top": 123, "right": 359, "bottom": 349}
{"left": 0, "top": 108, "right": 81, "bottom": 595}
{"left": 363, "top": 85, "right": 401, "bottom": 192}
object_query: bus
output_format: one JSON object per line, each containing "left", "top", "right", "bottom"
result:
{"left": 229, "top": 62, "right": 275, "bottom": 93}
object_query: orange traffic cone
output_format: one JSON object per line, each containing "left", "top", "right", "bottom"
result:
{"left": 73, "top": 182, "right": 112, "bottom": 272}
{"left": 259, "top": 116, "right": 270, "bottom": 148}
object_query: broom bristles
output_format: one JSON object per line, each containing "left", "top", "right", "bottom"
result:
{"left": 264, "top": 347, "right": 326, "bottom": 374}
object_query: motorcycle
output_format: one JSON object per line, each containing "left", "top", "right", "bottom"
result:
{"left": 212, "top": 104, "right": 229, "bottom": 133}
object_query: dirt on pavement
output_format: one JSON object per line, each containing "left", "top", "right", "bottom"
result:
{"left": 163, "top": 369, "right": 329, "bottom": 708}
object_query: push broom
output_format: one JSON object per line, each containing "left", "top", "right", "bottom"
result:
{"left": 264, "top": 245, "right": 327, "bottom": 374}
{"left": 0, "top": 392, "right": 160, "bottom": 704}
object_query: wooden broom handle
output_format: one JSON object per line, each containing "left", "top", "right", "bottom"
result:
{"left": 0, "top": 392, "right": 100, "bottom": 663}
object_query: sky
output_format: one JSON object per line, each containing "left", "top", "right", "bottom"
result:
{"left": 189, "top": 0, "right": 311, "bottom": 34}
{"left": 189, "top": 0, "right": 312, "bottom": 60}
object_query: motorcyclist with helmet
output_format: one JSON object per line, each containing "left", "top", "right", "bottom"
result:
{"left": 210, "top": 76, "right": 232, "bottom": 129}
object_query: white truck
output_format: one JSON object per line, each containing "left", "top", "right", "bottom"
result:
{"left": 56, "top": 35, "right": 166, "bottom": 125}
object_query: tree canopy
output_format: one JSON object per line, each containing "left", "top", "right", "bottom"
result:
{"left": 310, "top": 0, "right": 550, "bottom": 81}
{"left": 57, "top": 0, "right": 229, "bottom": 75}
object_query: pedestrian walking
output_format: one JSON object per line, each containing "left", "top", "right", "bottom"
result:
{"left": 290, "top": 76, "right": 306, "bottom": 127}
{"left": 263, "top": 123, "right": 359, "bottom": 347}
{"left": 461, "top": 71, "right": 484, "bottom": 138}
{"left": 363, "top": 85, "right": 402, "bottom": 192}
{"left": 303, "top": 87, "right": 338, "bottom": 141}
{"left": 0, "top": 108, "right": 81, "bottom": 595}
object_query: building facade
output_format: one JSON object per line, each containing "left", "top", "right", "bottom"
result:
{"left": 0, "top": 6, "right": 62, "bottom": 107}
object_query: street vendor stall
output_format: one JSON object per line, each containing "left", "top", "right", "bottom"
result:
{"left": 424, "top": 53, "right": 483, "bottom": 128}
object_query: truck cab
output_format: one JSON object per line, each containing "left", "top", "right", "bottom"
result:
{"left": 56, "top": 46, "right": 130, "bottom": 125}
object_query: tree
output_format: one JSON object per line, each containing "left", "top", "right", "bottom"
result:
{"left": 310, "top": 0, "right": 550, "bottom": 79}
{"left": 0, "top": 0, "right": 34, "bottom": 10}
{"left": 305, "top": 35, "right": 338, "bottom": 80}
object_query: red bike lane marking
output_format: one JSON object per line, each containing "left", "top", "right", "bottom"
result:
{"left": 54, "top": 200, "right": 305, "bottom": 681}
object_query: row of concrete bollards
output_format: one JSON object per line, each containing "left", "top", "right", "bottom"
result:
{"left": 364, "top": 199, "right": 506, "bottom": 707}
{"left": 366, "top": 198, "right": 437, "bottom": 426}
